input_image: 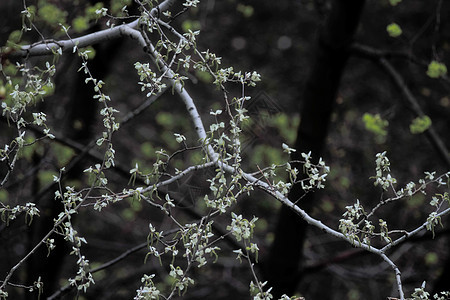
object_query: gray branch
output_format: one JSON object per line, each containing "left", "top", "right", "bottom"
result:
{"left": 7, "top": 0, "right": 175, "bottom": 58}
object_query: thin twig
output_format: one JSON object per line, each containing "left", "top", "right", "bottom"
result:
{"left": 47, "top": 228, "right": 180, "bottom": 300}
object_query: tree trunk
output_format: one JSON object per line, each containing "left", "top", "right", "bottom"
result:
{"left": 264, "top": 1, "right": 365, "bottom": 297}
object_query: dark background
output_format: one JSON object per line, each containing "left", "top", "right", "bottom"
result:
{"left": 1, "top": 0, "right": 450, "bottom": 299}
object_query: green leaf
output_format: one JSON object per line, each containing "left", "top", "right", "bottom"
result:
{"left": 42, "top": 84, "right": 55, "bottom": 97}
{"left": 426, "top": 61, "right": 447, "bottom": 78}
{"left": 7, "top": 30, "right": 23, "bottom": 44}
{"left": 251, "top": 145, "right": 285, "bottom": 166}
{"left": 269, "top": 113, "right": 300, "bottom": 144}
{"left": 181, "top": 20, "right": 201, "bottom": 33}
{"left": 111, "top": 0, "right": 132, "bottom": 15}
{"left": 362, "top": 113, "right": 388, "bottom": 137}
{"left": 2, "top": 64, "right": 18, "bottom": 77}
{"left": 72, "top": 16, "right": 89, "bottom": 33}
{"left": 52, "top": 143, "right": 76, "bottom": 167}
{"left": 409, "top": 115, "right": 432, "bottom": 134}
{"left": 0, "top": 85, "right": 5, "bottom": 99}
{"left": 386, "top": 23, "right": 402, "bottom": 37}
{"left": 389, "top": 0, "right": 402, "bottom": 6}
{"left": 0, "top": 190, "right": 8, "bottom": 203}
{"left": 20, "top": 135, "right": 39, "bottom": 161}
{"left": 80, "top": 46, "right": 96, "bottom": 60}
{"left": 85, "top": 2, "right": 105, "bottom": 19}
{"left": 121, "top": 208, "right": 136, "bottom": 221}
{"left": 38, "top": 170, "right": 59, "bottom": 187}
{"left": 320, "top": 199, "right": 335, "bottom": 213}
{"left": 424, "top": 252, "right": 438, "bottom": 265}
{"left": 195, "top": 70, "right": 213, "bottom": 83}
{"left": 408, "top": 193, "right": 425, "bottom": 209}
{"left": 236, "top": 4, "right": 254, "bottom": 18}
{"left": 141, "top": 142, "right": 155, "bottom": 158}
{"left": 128, "top": 197, "right": 143, "bottom": 212}
{"left": 38, "top": 3, "right": 67, "bottom": 27}
{"left": 156, "top": 112, "right": 175, "bottom": 130}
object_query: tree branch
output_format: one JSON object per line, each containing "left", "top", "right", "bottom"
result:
{"left": 46, "top": 227, "right": 179, "bottom": 300}
{"left": 4, "top": 4, "right": 448, "bottom": 298}
{"left": 137, "top": 18, "right": 415, "bottom": 299}
{"left": 6, "top": 0, "right": 176, "bottom": 59}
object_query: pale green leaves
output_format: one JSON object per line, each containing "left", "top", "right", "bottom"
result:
{"left": 183, "top": 0, "right": 200, "bottom": 8}
{"left": 135, "top": 62, "right": 167, "bottom": 97}
{"left": 339, "top": 202, "right": 391, "bottom": 246}
{"left": 426, "top": 212, "right": 442, "bottom": 237}
{"left": 212, "top": 66, "right": 261, "bottom": 88}
{"left": 0, "top": 202, "right": 40, "bottom": 226}
{"left": 174, "top": 133, "right": 186, "bottom": 144}
{"left": 250, "top": 281, "right": 273, "bottom": 300}
{"left": 378, "top": 219, "right": 391, "bottom": 243}
{"left": 339, "top": 200, "right": 368, "bottom": 245}
{"left": 209, "top": 122, "right": 225, "bottom": 132}
{"left": 386, "top": 23, "right": 402, "bottom": 37}
{"left": 95, "top": 7, "right": 108, "bottom": 17}
{"left": 4, "top": 62, "right": 55, "bottom": 120}
{"left": 410, "top": 282, "right": 430, "bottom": 300}
{"left": 282, "top": 143, "right": 296, "bottom": 154}
{"left": 227, "top": 212, "right": 258, "bottom": 242}
{"left": 209, "top": 109, "right": 222, "bottom": 116}
{"left": 373, "top": 151, "right": 397, "bottom": 190}
{"left": 426, "top": 192, "right": 449, "bottom": 237}
{"left": 340, "top": 152, "right": 450, "bottom": 248}
{"left": 426, "top": 61, "right": 447, "bottom": 78}
{"left": 135, "top": 274, "right": 161, "bottom": 300}
{"left": 32, "top": 112, "right": 46, "bottom": 126}
{"left": 300, "top": 151, "right": 329, "bottom": 191}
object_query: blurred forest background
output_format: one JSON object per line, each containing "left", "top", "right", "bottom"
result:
{"left": 1, "top": 0, "right": 450, "bottom": 299}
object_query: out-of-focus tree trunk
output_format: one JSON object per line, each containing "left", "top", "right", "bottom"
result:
{"left": 433, "top": 250, "right": 450, "bottom": 295}
{"left": 264, "top": 1, "right": 365, "bottom": 297}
